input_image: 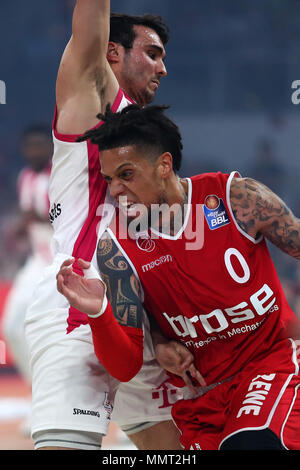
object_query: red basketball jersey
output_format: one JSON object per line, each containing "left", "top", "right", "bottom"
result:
{"left": 107, "top": 171, "right": 297, "bottom": 386}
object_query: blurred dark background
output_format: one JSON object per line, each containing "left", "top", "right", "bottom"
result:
{"left": 0, "top": 0, "right": 299, "bottom": 312}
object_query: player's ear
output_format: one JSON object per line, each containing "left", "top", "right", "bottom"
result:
{"left": 157, "top": 152, "right": 173, "bottom": 179}
{"left": 107, "top": 42, "right": 123, "bottom": 64}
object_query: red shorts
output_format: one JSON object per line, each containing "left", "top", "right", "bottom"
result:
{"left": 172, "top": 339, "right": 300, "bottom": 450}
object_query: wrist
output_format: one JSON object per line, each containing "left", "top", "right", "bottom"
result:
{"left": 83, "top": 263, "right": 108, "bottom": 318}
{"left": 87, "top": 295, "right": 108, "bottom": 318}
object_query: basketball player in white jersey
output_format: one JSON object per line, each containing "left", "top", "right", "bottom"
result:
{"left": 2, "top": 125, "right": 53, "bottom": 432}
{"left": 25, "top": 0, "right": 187, "bottom": 451}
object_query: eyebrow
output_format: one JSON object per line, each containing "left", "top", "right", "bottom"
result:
{"left": 101, "top": 162, "right": 134, "bottom": 179}
{"left": 148, "top": 44, "right": 166, "bottom": 59}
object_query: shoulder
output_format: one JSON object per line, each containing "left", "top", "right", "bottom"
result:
{"left": 97, "top": 230, "right": 132, "bottom": 275}
{"left": 191, "top": 171, "right": 239, "bottom": 190}
{"left": 190, "top": 171, "right": 238, "bottom": 203}
{"left": 229, "top": 176, "right": 292, "bottom": 241}
{"left": 230, "top": 176, "right": 274, "bottom": 208}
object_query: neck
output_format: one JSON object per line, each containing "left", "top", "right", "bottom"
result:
{"left": 153, "top": 177, "right": 189, "bottom": 236}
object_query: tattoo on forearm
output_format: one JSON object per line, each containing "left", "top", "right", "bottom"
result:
{"left": 266, "top": 219, "right": 300, "bottom": 259}
{"left": 97, "top": 235, "right": 143, "bottom": 327}
{"left": 231, "top": 177, "right": 300, "bottom": 259}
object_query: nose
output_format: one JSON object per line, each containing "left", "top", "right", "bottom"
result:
{"left": 157, "top": 59, "right": 167, "bottom": 77}
{"left": 109, "top": 178, "right": 126, "bottom": 200}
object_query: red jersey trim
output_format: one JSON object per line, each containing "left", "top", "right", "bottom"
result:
{"left": 150, "top": 178, "right": 193, "bottom": 241}
{"left": 122, "top": 90, "right": 136, "bottom": 104}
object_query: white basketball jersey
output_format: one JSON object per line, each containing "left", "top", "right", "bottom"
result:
{"left": 49, "top": 89, "right": 132, "bottom": 257}
{"left": 49, "top": 88, "right": 133, "bottom": 332}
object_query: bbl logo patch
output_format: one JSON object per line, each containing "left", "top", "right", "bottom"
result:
{"left": 203, "top": 195, "right": 230, "bottom": 230}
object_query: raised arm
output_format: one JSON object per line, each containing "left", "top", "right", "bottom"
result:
{"left": 230, "top": 177, "right": 300, "bottom": 259}
{"left": 56, "top": 0, "right": 119, "bottom": 135}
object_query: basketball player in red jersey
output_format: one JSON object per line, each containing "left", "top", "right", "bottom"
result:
{"left": 57, "top": 105, "right": 300, "bottom": 450}
{"left": 25, "top": 0, "right": 193, "bottom": 451}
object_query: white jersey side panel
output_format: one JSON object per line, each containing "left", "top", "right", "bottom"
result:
{"left": 49, "top": 138, "right": 90, "bottom": 256}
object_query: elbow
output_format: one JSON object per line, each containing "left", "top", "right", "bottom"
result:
{"left": 115, "top": 360, "right": 143, "bottom": 383}
{"left": 110, "top": 357, "right": 143, "bottom": 383}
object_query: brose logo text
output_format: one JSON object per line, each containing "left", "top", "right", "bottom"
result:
{"left": 163, "top": 283, "right": 276, "bottom": 340}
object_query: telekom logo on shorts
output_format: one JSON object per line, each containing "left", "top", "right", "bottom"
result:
{"left": 152, "top": 380, "right": 178, "bottom": 408}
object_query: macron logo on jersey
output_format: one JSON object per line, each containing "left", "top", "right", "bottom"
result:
{"left": 142, "top": 254, "right": 173, "bottom": 272}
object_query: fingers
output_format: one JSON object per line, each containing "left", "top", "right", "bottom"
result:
{"left": 188, "top": 364, "right": 207, "bottom": 387}
{"left": 182, "top": 370, "right": 197, "bottom": 395}
{"left": 56, "top": 265, "right": 75, "bottom": 284}
{"left": 172, "top": 346, "right": 206, "bottom": 393}
{"left": 171, "top": 343, "right": 207, "bottom": 390}
{"left": 56, "top": 257, "right": 90, "bottom": 281}
{"left": 56, "top": 273, "right": 64, "bottom": 294}
{"left": 57, "top": 272, "right": 72, "bottom": 298}
{"left": 177, "top": 353, "right": 193, "bottom": 372}
{"left": 77, "top": 258, "right": 91, "bottom": 270}
{"left": 58, "top": 258, "right": 94, "bottom": 279}
{"left": 60, "top": 258, "right": 75, "bottom": 269}
{"left": 181, "top": 365, "right": 207, "bottom": 395}
{"left": 56, "top": 259, "right": 77, "bottom": 298}
{"left": 174, "top": 344, "right": 194, "bottom": 372}
{"left": 56, "top": 258, "right": 74, "bottom": 280}
{"left": 175, "top": 347, "right": 207, "bottom": 389}
{"left": 57, "top": 272, "right": 78, "bottom": 304}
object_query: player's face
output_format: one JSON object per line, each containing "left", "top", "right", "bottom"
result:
{"left": 101, "top": 145, "right": 167, "bottom": 226}
{"left": 118, "top": 26, "right": 167, "bottom": 105}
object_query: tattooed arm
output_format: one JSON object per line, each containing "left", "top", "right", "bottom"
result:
{"left": 56, "top": 242, "right": 144, "bottom": 382}
{"left": 97, "top": 232, "right": 205, "bottom": 390}
{"left": 96, "top": 233, "right": 144, "bottom": 329}
{"left": 230, "top": 177, "right": 300, "bottom": 259}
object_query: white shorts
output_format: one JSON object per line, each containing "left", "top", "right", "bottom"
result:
{"left": 25, "top": 254, "right": 181, "bottom": 445}
{"left": 112, "top": 326, "right": 181, "bottom": 432}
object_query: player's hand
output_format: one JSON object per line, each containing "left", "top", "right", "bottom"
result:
{"left": 56, "top": 258, "right": 105, "bottom": 316}
{"left": 155, "top": 340, "right": 206, "bottom": 394}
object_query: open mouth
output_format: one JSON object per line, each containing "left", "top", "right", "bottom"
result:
{"left": 119, "top": 200, "right": 140, "bottom": 216}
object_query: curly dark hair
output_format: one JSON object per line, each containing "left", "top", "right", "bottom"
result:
{"left": 110, "top": 13, "right": 170, "bottom": 49}
{"left": 77, "top": 104, "right": 182, "bottom": 173}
